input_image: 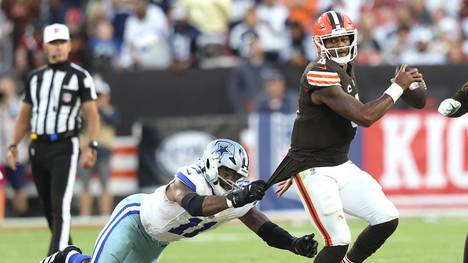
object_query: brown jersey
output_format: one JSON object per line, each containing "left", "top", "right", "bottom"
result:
{"left": 288, "top": 58, "right": 359, "bottom": 167}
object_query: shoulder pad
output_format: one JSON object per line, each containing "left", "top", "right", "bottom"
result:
{"left": 174, "top": 165, "right": 205, "bottom": 192}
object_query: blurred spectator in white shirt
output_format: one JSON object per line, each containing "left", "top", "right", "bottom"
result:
{"left": 230, "top": 0, "right": 255, "bottom": 25}
{"left": 400, "top": 28, "right": 446, "bottom": 65}
{"left": 383, "top": 23, "right": 414, "bottom": 64}
{"left": 256, "top": 0, "right": 289, "bottom": 62}
{"left": 119, "top": 0, "right": 171, "bottom": 69}
{"left": 229, "top": 7, "right": 270, "bottom": 57}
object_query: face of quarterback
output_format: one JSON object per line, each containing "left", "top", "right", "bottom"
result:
{"left": 218, "top": 166, "right": 243, "bottom": 191}
{"left": 323, "top": 35, "right": 351, "bottom": 57}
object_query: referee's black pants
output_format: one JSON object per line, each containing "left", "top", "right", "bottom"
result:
{"left": 29, "top": 137, "right": 80, "bottom": 255}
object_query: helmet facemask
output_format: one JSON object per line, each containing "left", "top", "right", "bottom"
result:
{"left": 217, "top": 166, "right": 246, "bottom": 192}
{"left": 315, "top": 29, "right": 357, "bottom": 65}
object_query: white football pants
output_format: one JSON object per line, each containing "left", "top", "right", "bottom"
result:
{"left": 293, "top": 161, "right": 399, "bottom": 246}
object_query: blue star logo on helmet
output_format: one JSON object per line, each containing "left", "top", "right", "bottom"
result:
{"left": 216, "top": 144, "right": 230, "bottom": 156}
{"left": 215, "top": 142, "right": 238, "bottom": 165}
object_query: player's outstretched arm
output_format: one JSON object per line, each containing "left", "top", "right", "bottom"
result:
{"left": 311, "top": 66, "right": 422, "bottom": 127}
{"left": 167, "top": 179, "right": 231, "bottom": 216}
{"left": 166, "top": 179, "right": 266, "bottom": 216}
{"left": 438, "top": 81, "right": 468, "bottom": 117}
{"left": 239, "top": 207, "right": 318, "bottom": 258}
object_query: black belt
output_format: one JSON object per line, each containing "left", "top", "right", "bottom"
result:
{"left": 31, "top": 131, "right": 78, "bottom": 142}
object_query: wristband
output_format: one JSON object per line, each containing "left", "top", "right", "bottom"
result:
{"left": 8, "top": 144, "right": 17, "bottom": 151}
{"left": 226, "top": 198, "right": 234, "bottom": 208}
{"left": 384, "top": 83, "right": 404, "bottom": 102}
{"left": 88, "top": 140, "right": 99, "bottom": 150}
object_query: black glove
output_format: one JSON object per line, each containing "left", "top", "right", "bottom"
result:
{"left": 290, "top": 234, "right": 318, "bottom": 258}
{"left": 226, "top": 180, "right": 266, "bottom": 208}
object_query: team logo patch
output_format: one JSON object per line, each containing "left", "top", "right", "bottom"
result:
{"left": 62, "top": 92, "right": 72, "bottom": 103}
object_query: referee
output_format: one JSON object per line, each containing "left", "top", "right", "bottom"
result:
{"left": 6, "top": 23, "right": 100, "bottom": 255}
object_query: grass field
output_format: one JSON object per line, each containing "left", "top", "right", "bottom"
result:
{"left": 1, "top": 218, "right": 466, "bottom": 262}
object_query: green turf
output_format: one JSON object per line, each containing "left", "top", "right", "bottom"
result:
{"left": 0, "top": 218, "right": 466, "bottom": 262}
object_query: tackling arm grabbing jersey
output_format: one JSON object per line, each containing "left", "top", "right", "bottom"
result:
{"left": 39, "top": 139, "right": 318, "bottom": 263}
{"left": 438, "top": 81, "right": 468, "bottom": 117}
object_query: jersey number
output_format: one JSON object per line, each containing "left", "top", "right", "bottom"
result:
{"left": 168, "top": 218, "right": 217, "bottom": 238}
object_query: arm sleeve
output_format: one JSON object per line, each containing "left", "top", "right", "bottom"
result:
{"left": 79, "top": 71, "right": 98, "bottom": 102}
{"left": 257, "top": 221, "right": 295, "bottom": 250}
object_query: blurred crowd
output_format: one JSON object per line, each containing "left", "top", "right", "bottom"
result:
{"left": 0, "top": 0, "right": 466, "bottom": 80}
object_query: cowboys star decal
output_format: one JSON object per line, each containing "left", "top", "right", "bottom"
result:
{"left": 215, "top": 143, "right": 232, "bottom": 158}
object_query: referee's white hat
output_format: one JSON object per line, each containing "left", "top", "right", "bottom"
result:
{"left": 43, "top": 23, "right": 70, "bottom": 43}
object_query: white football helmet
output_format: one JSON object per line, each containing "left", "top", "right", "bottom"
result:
{"left": 200, "top": 139, "right": 249, "bottom": 195}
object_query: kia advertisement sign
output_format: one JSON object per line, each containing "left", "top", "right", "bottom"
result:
{"left": 363, "top": 112, "right": 468, "bottom": 209}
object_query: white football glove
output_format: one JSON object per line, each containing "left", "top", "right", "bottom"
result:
{"left": 438, "top": 98, "right": 462, "bottom": 116}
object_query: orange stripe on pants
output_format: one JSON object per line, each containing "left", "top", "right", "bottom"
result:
{"left": 293, "top": 174, "right": 333, "bottom": 246}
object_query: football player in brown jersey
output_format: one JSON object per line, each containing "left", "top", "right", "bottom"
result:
{"left": 265, "top": 11, "right": 426, "bottom": 263}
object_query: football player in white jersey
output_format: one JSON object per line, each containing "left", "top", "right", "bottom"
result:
{"left": 40, "top": 139, "right": 318, "bottom": 263}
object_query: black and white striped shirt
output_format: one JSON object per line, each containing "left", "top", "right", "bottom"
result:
{"left": 23, "top": 61, "right": 97, "bottom": 135}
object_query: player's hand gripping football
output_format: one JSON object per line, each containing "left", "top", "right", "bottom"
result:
{"left": 226, "top": 180, "right": 266, "bottom": 208}
{"left": 393, "top": 64, "right": 424, "bottom": 90}
{"left": 290, "top": 233, "right": 319, "bottom": 258}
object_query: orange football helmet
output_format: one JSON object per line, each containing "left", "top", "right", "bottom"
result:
{"left": 313, "top": 11, "right": 357, "bottom": 65}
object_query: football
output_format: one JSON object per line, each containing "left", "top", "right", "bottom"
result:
{"left": 399, "top": 66, "right": 427, "bottom": 109}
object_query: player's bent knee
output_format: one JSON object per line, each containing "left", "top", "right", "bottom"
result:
{"left": 371, "top": 204, "right": 399, "bottom": 226}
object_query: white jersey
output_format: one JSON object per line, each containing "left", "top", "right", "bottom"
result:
{"left": 140, "top": 164, "right": 255, "bottom": 242}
